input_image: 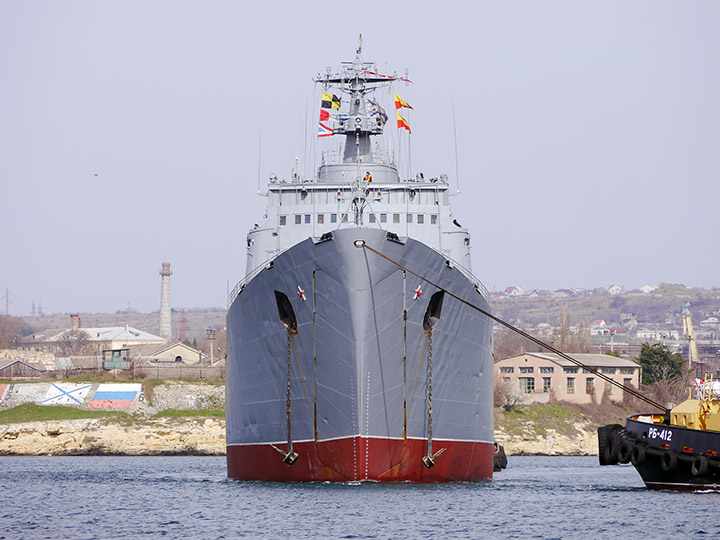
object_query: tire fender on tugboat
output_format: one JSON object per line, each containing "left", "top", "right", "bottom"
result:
{"left": 630, "top": 444, "right": 646, "bottom": 466}
{"left": 691, "top": 455, "right": 709, "bottom": 477}
{"left": 598, "top": 424, "right": 622, "bottom": 465}
{"left": 660, "top": 450, "right": 678, "bottom": 472}
{"left": 617, "top": 440, "right": 633, "bottom": 464}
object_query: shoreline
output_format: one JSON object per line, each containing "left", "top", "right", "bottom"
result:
{"left": 0, "top": 416, "right": 599, "bottom": 457}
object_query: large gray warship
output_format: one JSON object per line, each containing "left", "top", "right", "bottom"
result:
{"left": 226, "top": 39, "right": 494, "bottom": 481}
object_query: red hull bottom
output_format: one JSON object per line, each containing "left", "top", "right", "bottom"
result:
{"left": 227, "top": 437, "right": 494, "bottom": 482}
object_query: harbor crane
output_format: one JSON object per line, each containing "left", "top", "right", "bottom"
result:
{"left": 682, "top": 303, "right": 699, "bottom": 370}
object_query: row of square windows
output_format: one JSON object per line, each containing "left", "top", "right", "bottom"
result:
{"left": 279, "top": 213, "right": 439, "bottom": 226}
{"left": 499, "top": 366, "right": 635, "bottom": 374}
{"left": 511, "top": 376, "right": 634, "bottom": 394}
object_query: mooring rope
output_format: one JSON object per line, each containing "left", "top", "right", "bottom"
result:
{"left": 355, "top": 240, "right": 667, "bottom": 412}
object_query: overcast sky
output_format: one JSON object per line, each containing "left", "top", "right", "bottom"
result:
{"left": 1, "top": 1, "right": 718, "bottom": 316}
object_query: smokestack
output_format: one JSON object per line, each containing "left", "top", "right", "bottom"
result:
{"left": 159, "top": 262, "right": 172, "bottom": 340}
{"left": 70, "top": 314, "right": 80, "bottom": 332}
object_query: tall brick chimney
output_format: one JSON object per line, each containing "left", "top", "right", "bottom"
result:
{"left": 159, "top": 262, "right": 172, "bottom": 340}
{"left": 70, "top": 314, "right": 80, "bottom": 332}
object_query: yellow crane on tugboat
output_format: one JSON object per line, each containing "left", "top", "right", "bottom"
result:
{"left": 682, "top": 303, "right": 700, "bottom": 371}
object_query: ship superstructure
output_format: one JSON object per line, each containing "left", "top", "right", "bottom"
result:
{"left": 226, "top": 40, "right": 494, "bottom": 482}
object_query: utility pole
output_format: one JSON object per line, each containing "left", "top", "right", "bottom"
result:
{"left": 206, "top": 327, "right": 216, "bottom": 364}
{"left": 2, "top": 288, "right": 11, "bottom": 316}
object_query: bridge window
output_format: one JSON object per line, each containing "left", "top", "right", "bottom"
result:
{"left": 331, "top": 214, "right": 337, "bottom": 223}
{"left": 294, "top": 215, "right": 301, "bottom": 225}
{"left": 417, "top": 214, "right": 424, "bottom": 224}
{"left": 407, "top": 214, "right": 413, "bottom": 223}
{"left": 279, "top": 215, "right": 287, "bottom": 226}
{"left": 393, "top": 214, "right": 400, "bottom": 223}
{"left": 304, "top": 214, "right": 311, "bottom": 224}
{"left": 380, "top": 213, "right": 387, "bottom": 223}
{"left": 317, "top": 214, "right": 324, "bottom": 224}
{"left": 431, "top": 215, "right": 438, "bottom": 225}
{"left": 369, "top": 214, "right": 376, "bottom": 223}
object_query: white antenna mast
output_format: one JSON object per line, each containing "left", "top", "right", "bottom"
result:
{"left": 452, "top": 101, "right": 461, "bottom": 196}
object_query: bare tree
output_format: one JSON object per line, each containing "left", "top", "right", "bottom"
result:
{"left": 494, "top": 329, "right": 540, "bottom": 360}
{"left": 0, "top": 315, "right": 28, "bottom": 348}
{"left": 57, "top": 330, "right": 91, "bottom": 356}
{"left": 552, "top": 310, "right": 590, "bottom": 354}
{"left": 494, "top": 377, "right": 524, "bottom": 410}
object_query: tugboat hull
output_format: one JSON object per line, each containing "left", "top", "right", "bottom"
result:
{"left": 599, "top": 416, "right": 720, "bottom": 490}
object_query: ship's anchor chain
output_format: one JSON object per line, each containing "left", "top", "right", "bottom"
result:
{"left": 353, "top": 240, "right": 667, "bottom": 413}
{"left": 271, "top": 331, "right": 298, "bottom": 465}
{"left": 422, "top": 330, "right": 446, "bottom": 468}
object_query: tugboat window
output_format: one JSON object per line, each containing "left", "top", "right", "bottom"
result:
{"left": 279, "top": 215, "right": 287, "bottom": 226}
{"left": 317, "top": 214, "right": 324, "bottom": 224}
{"left": 369, "top": 214, "right": 376, "bottom": 223}
{"left": 417, "top": 214, "right": 424, "bottom": 224}
{"left": 295, "top": 215, "right": 301, "bottom": 225}
{"left": 380, "top": 213, "right": 387, "bottom": 223}
{"left": 407, "top": 214, "right": 413, "bottom": 223}
{"left": 305, "top": 214, "right": 311, "bottom": 223}
{"left": 331, "top": 213, "right": 337, "bottom": 223}
{"left": 431, "top": 215, "right": 438, "bottom": 224}
{"left": 393, "top": 213, "right": 400, "bottom": 223}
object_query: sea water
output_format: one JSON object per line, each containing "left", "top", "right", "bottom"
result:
{"left": 0, "top": 456, "right": 717, "bottom": 540}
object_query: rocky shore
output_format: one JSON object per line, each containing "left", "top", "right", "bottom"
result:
{"left": 0, "top": 416, "right": 598, "bottom": 456}
{"left": 0, "top": 417, "right": 225, "bottom": 456}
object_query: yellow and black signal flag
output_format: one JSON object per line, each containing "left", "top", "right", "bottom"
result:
{"left": 321, "top": 92, "right": 341, "bottom": 109}
{"left": 394, "top": 93, "right": 413, "bottom": 110}
{"left": 396, "top": 112, "right": 411, "bottom": 133}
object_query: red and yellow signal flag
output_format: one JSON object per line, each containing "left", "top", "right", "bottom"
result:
{"left": 394, "top": 93, "right": 413, "bottom": 110}
{"left": 396, "top": 112, "right": 411, "bottom": 133}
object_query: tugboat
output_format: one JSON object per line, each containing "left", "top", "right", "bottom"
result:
{"left": 225, "top": 38, "right": 497, "bottom": 482}
{"left": 599, "top": 377, "right": 720, "bottom": 490}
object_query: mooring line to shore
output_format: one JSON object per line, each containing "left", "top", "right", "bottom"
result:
{"left": 355, "top": 240, "right": 667, "bottom": 412}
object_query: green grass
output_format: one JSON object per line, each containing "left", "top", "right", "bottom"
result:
{"left": 495, "top": 403, "right": 585, "bottom": 438}
{"left": 152, "top": 409, "right": 225, "bottom": 418}
{"left": 0, "top": 403, "right": 129, "bottom": 424}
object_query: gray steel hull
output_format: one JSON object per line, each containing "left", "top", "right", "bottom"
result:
{"left": 226, "top": 228, "right": 494, "bottom": 481}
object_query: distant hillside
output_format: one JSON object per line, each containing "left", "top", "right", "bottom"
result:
{"left": 19, "top": 309, "right": 226, "bottom": 343}
{"left": 490, "top": 284, "right": 719, "bottom": 327}
{"left": 17, "top": 284, "right": 719, "bottom": 346}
